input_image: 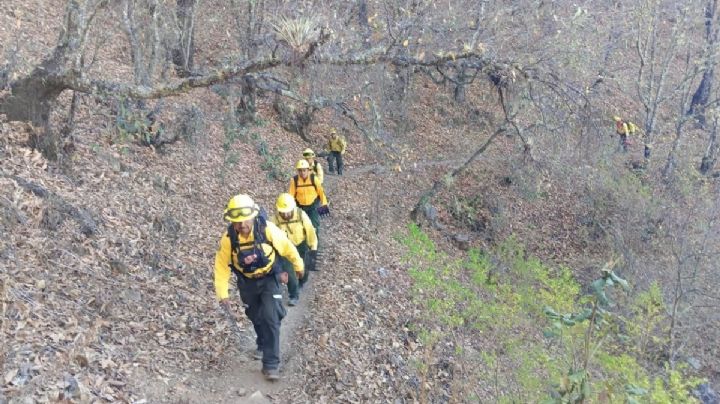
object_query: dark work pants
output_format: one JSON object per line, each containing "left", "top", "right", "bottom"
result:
{"left": 279, "top": 242, "right": 309, "bottom": 299}
{"left": 236, "top": 267, "right": 286, "bottom": 370}
{"left": 328, "top": 151, "right": 343, "bottom": 175}
{"left": 619, "top": 133, "right": 628, "bottom": 152}
{"left": 299, "top": 199, "right": 320, "bottom": 233}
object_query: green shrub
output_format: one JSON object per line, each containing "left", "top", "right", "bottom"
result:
{"left": 400, "top": 224, "right": 702, "bottom": 403}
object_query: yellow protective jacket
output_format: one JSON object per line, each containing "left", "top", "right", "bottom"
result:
{"left": 616, "top": 120, "right": 638, "bottom": 136}
{"left": 270, "top": 208, "right": 318, "bottom": 251}
{"left": 214, "top": 220, "right": 304, "bottom": 300}
{"left": 328, "top": 136, "right": 347, "bottom": 153}
{"left": 289, "top": 173, "right": 328, "bottom": 207}
{"left": 627, "top": 122, "right": 638, "bottom": 134}
{"left": 310, "top": 160, "right": 324, "bottom": 184}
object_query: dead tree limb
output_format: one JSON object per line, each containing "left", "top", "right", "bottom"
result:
{"left": 410, "top": 126, "right": 506, "bottom": 223}
{"left": 7, "top": 175, "right": 99, "bottom": 236}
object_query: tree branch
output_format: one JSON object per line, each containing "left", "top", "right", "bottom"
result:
{"left": 410, "top": 125, "right": 506, "bottom": 223}
{"left": 62, "top": 57, "right": 283, "bottom": 99}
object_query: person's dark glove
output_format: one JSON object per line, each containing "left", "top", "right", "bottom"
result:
{"left": 306, "top": 250, "right": 318, "bottom": 271}
{"left": 318, "top": 205, "right": 330, "bottom": 217}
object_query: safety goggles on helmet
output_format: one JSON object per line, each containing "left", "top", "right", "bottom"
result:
{"left": 303, "top": 151, "right": 315, "bottom": 157}
{"left": 224, "top": 206, "right": 258, "bottom": 220}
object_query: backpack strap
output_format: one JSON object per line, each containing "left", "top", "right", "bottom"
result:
{"left": 227, "top": 216, "right": 274, "bottom": 261}
{"left": 310, "top": 173, "right": 319, "bottom": 194}
{"left": 275, "top": 208, "right": 305, "bottom": 237}
{"left": 254, "top": 215, "right": 272, "bottom": 248}
{"left": 293, "top": 174, "right": 319, "bottom": 195}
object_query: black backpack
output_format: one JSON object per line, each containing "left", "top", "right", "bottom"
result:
{"left": 227, "top": 207, "right": 274, "bottom": 274}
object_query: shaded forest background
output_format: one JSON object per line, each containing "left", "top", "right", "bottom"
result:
{"left": 1, "top": 0, "right": 719, "bottom": 402}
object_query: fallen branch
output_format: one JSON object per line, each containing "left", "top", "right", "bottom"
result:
{"left": 410, "top": 125, "right": 506, "bottom": 223}
{"left": 8, "top": 175, "right": 98, "bottom": 236}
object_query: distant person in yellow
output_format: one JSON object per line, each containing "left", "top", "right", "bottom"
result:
{"left": 214, "top": 194, "right": 304, "bottom": 381}
{"left": 326, "top": 128, "right": 347, "bottom": 175}
{"left": 613, "top": 116, "right": 639, "bottom": 152}
{"left": 302, "top": 148, "right": 324, "bottom": 184}
{"left": 271, "top": 193, "right": 319, "bottom": 306}
{"left": 289, "top": 160, "right": 329, "bottom": 232}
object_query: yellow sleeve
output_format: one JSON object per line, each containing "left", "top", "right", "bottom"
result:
{"left": 314, "top": 176, "right": 328, "bottom": 206}
{"left": 213, "top": 234, "right": 233, "bottom": 300}
{"left": 266, "top": 222, "right": 304, "bottom": 276}
{"left": 622, "top": 123, "right": 629, "bottom": 136}
{"left": 301, "top": 210, "right": 318, "bottom": 250}
{"left": 315, "top": 163, "right": 324, "bottom": 184}
{"left": 340, "top": 137, "right": 347, "bottom": 153}
{"left": 288, "top": 177, "right": 297, "bottom": 198}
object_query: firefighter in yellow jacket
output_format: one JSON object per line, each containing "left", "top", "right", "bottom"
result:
{"left": 613, "top": 116, "right": 638, "bottom": 152}
{"left": 214, "top": 194, "right": 304, "bottom": 380}
{"left": 303, "top": 148, "right": 324, "bottom": 184}
{"left": 327, "top": 128, "right": 347, "bottom": 175}
{"left": 271, "top": 193, "right": 319, "bottom": 306}
{"left": 289, "top": 160, "right": 329, "bottom": 232}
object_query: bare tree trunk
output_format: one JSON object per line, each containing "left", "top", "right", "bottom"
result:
{"left": 689, "top": 68, "right": 715, "bottom": 121}
{"left": 172, "top": 0, "right": 196, "bottom": 76}
{"left": 700, "top": 114, "right": 719, "bottom": 174}
{"left": 411, "top": 126, "right": 505, "bottom": 222}
{"left": 0, "top": 0, "right": 104, "bottom": 160}
{"left": 123, "top": 0, "right": 149, "bottom": 85}
{"left": 236, "top": 75, "right": 257, "bottom": 126}
{"left": 688, "top": 0, "right": 718, "bottom": 122}
{"left": 663, "top": 128, "right": 683, "bottom": 178}
{"left": 635, "top": 3, "right": 688, "bottom": 148}
{"left": 357, "top": 0, "right": 372, "bottom": 47}
{"left": 454, "top": 62, "right": 467, "bottom": 103}
{"left": 245, "top": 0, "right": 264, "bottom": 59}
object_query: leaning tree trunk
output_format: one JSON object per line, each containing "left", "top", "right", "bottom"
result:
{"left": 0, "top": 48, "right": 74, "bottom": 161}
{"left": 688, "top": 0, "right": 718, "bottom": 123}
{"left": 688, "top": 68, "right": 714, "bottom": 121}
{"left": 0, "top": 0, "right": 103, "bottom": 160}
{"left": 454, "top": 62, "right": 468, "bottom": 103}
{"left": 235, "top": 75, "right": 257, "bottom": 126}
{"left": 700, "top": 115, "right": 719, "bottom": 174}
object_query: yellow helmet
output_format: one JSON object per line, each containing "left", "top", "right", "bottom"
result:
{"left": 330, "top": 127, "right": 337, "bottom": 134}
{"left": 276, "top": 193, "right": 296, "bottom": 213}
{"left": 296, "top": 159, "right": 310, "bottom": 170}
{"left": 613, "top": 116, "right": 622, "bottom": 121}
{"left": 223, "top": 194, "right": 259, "bottom": 222}
{"left": 302, "top": 148, "right": 315, "bottom": 158}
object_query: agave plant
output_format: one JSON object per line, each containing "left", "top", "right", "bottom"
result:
{"left": 271, "top": 16, "right": 318, "bottom": 53}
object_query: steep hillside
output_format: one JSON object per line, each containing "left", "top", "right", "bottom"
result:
{"left": 2, "top": 1, "right": 720, "bottom": 403}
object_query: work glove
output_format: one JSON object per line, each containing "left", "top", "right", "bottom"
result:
{"left": 318, "top": 205, "right": 330, "bottom": 217}
{"left": 306, "top": 250, "right": 318, "bottom": 272}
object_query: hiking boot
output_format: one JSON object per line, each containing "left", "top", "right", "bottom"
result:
{"left": 252, "top": 349, "right": 263, "bottom": 360}
{"left": 262, "top": 368, "right": 280, "bottom": 381}
{"left": 288, "top": 297, "right": 299, "bottom": 306}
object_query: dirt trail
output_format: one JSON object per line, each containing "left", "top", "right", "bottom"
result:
{"left": 133, "top": 156, "right": 469, "bottom": 402}
{"left": 133, "top": 172, "right": 348, "bottom": 403}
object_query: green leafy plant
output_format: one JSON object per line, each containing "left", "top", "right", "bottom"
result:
{"left": 543, "top": 259, "right": 630, "bottom": 403}
{"left": 251, "top": 132, "right": 288, "bottom": 182}
{"left": 400, "top": 225, "right": 702, "bottom": 403}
